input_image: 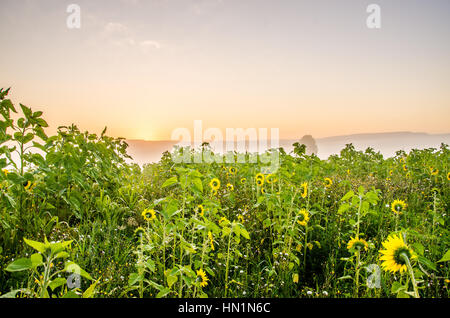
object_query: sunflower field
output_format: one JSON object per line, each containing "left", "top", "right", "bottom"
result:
{"left": 1, "top": 88, "right": 449, "bottom": 299}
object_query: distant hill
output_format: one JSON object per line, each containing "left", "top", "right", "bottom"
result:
{"left": 125, "top": 132, "right": 450, "bottom": 165}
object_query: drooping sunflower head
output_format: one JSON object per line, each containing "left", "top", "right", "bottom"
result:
{"left": 226, "top": 183, "right": 234, "bottom": 191}
{"left": 229, "top": 167, "right": 236, "bottom": 175}
{"left": 196, "top": 268, "right": 209, "bottom": 287}
{"left": 324, "top": 177, "right": 333, "bottom": 188}
{"left": 208, "top": 231, "right": 214, "bottom": 251}
{"left": 134, "top": 226, "right": 145, "bottom": 237}
{"left": 347, "top": 237, "right": 369, "bottom": 252}
{"left": 379, "top": 234, "right": 416, "bottom": 273}
{"left": 391, "top": 200, "right": 407, "bottom": 215}
{"left": 195, "top": 205, "right": 204, "bottom": 217}
{"left": 297, "top": 209, "right": 310, "bottom": 226}
{"left": 300, "top": 182, "right": 308, "bottom": 198}
{"left": 141, "top": 209, "right": 156, "bottom": 221}
{"left": 209, "top": 178, "right": 220, "bottom": 190}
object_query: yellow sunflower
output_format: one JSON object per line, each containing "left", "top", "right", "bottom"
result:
{"left": 196, "top": 268, "right": 209, "bottom": 287}
{"left": 209, "top": 178, "right": 220, "bottom": 190}
{"left": 229, "top": 167, "right": 236, "bottom": 175}
{"left": 300, "top": 182, "right": 308, "bottom": 198}
{"left": 210, "top": 188, "right": 218, "bottom": 196}
{"left": 240, "top": 177, "right": 246, "bottom": 184}
{"left": 391, "top": 200, "right": 407, "bottom": 215}
{"left": 226, "top": 183, "right": 234, "bottom": 191}
{"left": 402, "top": 164, "right": 408, "bottom": 171}
{"left": 196, "top": 205, "right": 204, "bottom": 217}
{"left": 347, "top": 237, "right": 369, "bottom": 251}
{"left": 447, "top": 172, "right": 450, "bottom": 181}
{"left": 297, "top": 209, "right": 310, "bottom": 226}
{"left": 429, "top": 167, "right": 439, "bottom": 176}
{"left": 141, "top": 209, "right": 156, "bottom": 221}
{"left": 379, "top": 234, "right": 416, "bottom": 273}
{"left": 266, "top": 174, "right": 277, "bottom": 184}
{"left": 324, "top": 177, "right": 332, "bottom": 188}
{"left": 255, "top": 173, "right": 265, "bottom": 183}
{"left": 261, "top": 187, "right": 267, "bottom": 195}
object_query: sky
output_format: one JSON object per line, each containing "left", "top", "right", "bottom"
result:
{"left": 0, "top": 0, "right": 449, "bottom": 141}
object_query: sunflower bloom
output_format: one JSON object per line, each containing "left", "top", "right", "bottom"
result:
{"left": 379, "top": 234, "right": 416, "bottom": 273}
{"left": 209, "top": 178, "right": 220, "bottom": 190}
{"left": 266, "top": 174, "right": 277, "bottom": 184}
{"left": 297, "top": 209, "right": 310, "bottom": 226}
{"left": 141, "top": 209, "right": 156, "bottom": 221}
{"left": 196, "top": 205, "right": 204, "bottom": 217}
{"left": 240, "top": 178, "right": 246, "bottom": 184}
{"left": 255, "top": 173, "right": 265, "bottom": 185}
{"left": 429, "top": 167, "right": 439, "bottom": 176}
{"left": 324, "top": 177, "right": 332, "bottom": 188}
{"left": 391, "top": 200, "right": 407, "bottom": 215}
{"left": 447, "top": 172, "right": 450, "bottom": 181}
{"left": 229, "top": 167, "right": 236, "bottom": 175}
{"left": 196, "top": 268, "right": 209, "bottom": 287}
{"left": 226, "top": 183, "right": 234, "bottom": 191}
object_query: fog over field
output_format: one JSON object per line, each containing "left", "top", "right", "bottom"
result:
{"left": 125, "top": 132, "right": 450, "bottom": 165}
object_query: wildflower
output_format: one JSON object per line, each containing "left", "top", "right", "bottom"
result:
{"left": 447, "top": 172, "right": 450, "bottom": 181}
{"left": 2, "top": 169, "right": 8, "bottom": 176}
{"left": 293, "top": 274, "right": 299, "bottom": 283}
{"left": 300, "top": 182, "right": 308, "bottom": 198}
{"left": 141, "top": 209, "right": 156, "bottom": 221}
{"left": 261, "top": 187, "right": 267, "bottom": 194}
{"left": 219, "top": 217, "right": 229, "bottom": 225}
{"left": 196, "top": 268, "right": 209, "bottom": 287}
{"left": 211, "top": 188, "right": 218, "bottom": 196}
{"left": 237, "top": 215, "right": 244, "bottom": 223}
{"left": 240, "top": 178, "right": 246, "bottom": 184}
{"left": 379, "top": 234, "right": 416, "bottom": 273}
{"left": 391, "top": 200, "right": 407, "bottom": 215}
{"left": 209, "top": 178, "right": 220, "bottom": 190}
{"left": 229, "top": 167, "right": 236, "bottom": 175}
{"left": 324, "top": 177, "right": 332, "bottom": 188}
{"left": 297, "top": 209, "right": 309, "bottom": 226}
{"left": 347, "top": 237, "right": 369, "bottom": 251}
{"left": 226, "top": 183, "right": 234, "bottom": 191}
{"left": 403, "top": 164, "right": 408, "bottom": 171}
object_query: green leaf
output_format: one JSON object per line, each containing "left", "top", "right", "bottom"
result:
{"left": 5, "top": 258, "right": 32, "bottom": 272}
{"left": 156, "top": 287, "right": 171, "bottom": 298}
{"left": 83, "top": 278, "right": 100, "bottom": 298}
{"left": 438, "top": 250, "right": 450, "bottom": 263}
{"left": 162, "top": 176, "right": 178, "bottom": 188}
{"left": 23, "top": 238, "right": 47, "bottom": 253}
{"left": 341, "top": 190, "right": 354, "bottom": 201}
{"left": 30, "top": 253, "right": 43, "bottom": 268}
{"left": 49, "top": 278, "right": 67, "bottom": 291}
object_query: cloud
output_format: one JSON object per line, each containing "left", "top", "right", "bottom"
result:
{"left": 139, "top": 40, "right": 161, "bottom": 49}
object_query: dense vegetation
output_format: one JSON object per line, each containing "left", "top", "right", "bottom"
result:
{"left": 1, "top": 88, "right": 449, "bottom": 298}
